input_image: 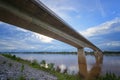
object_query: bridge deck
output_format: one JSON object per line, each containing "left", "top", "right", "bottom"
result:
{"left": 0, "top": 0, "right": 101, "bottom": 51}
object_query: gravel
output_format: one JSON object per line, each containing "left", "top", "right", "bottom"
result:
{"left": 0, "top": 55, "right": 57, "bottom": 80}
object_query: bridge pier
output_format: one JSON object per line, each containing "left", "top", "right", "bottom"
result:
{"left": 78, "top": 48, "right": 103, "bottom": 80}
{"left": 86, "top": 51, "right": 103, "bottom": 80}
{"left": 94, "top": 51, "right": 103, "bottom": 64}
{"left": 77, "top": 48, "right": 87, "bottom": 78}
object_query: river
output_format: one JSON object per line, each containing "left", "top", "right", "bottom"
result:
{"left": 13, "top": 53, "right": 120, "bottom": 76}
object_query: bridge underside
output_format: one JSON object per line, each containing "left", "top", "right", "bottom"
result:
{"left": 0, "top": 0, "right": 103, "bottom": 79}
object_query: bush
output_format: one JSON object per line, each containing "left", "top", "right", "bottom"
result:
{"left": 63, "top": 68, "right": 68, "bottom": 74}
{"left": 56, "top": 66, "right": 61, "bottom": 73}
{"left": 48, "top": 63, "right": 54, "bottom": 70}
{"left": 12, "top": 55, "right": 16, "bottom": 60}
{"left": 21, "top": 64, "right": 24, "bottom": 72}
{"left": 40, "top": 60, "right": 46, "bottom": 66}
{"left": 31, "top": 59, "right": 40, "bottom": 68}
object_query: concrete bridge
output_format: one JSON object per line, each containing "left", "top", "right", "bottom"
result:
{"left": 0, "top": 0, "right": 103, "bottom": 79}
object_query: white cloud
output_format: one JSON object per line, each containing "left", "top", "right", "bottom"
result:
{"left": 41, "top": 46, "right": 55, "bottom": 51}
{"left": 0, "top": 21, "right": 3, "bottom": 24}
{"left": 39, "top": 0, "right": 77, "bottom": 12}
{"left": 99, "top": 41, "right": 120, "bottom": 47}
{"left": 0, "top": 39, "right": 41, "bottom": 51}
{"left": 114, "top": 26, "right": 120, "bottom": 31}
{"left": 14, "top": 26, "right": 54, "bottom": 43}
{"left": 96, "top": 0, "right": 106, "bottom": 17}
{"left": 106, "top": 41, "right": 120, "bottom": 47}
{"left": 34, "top": 33, "right": 54, "bottom": 43}
{"left": 15, "top": 27, "right": 28, "bottom": 32}
{"left": 80, "top": 18, "right": 120, "bottom": 38}
{"left": 39, "top": 0, "right": 78, "bottom": 21}
{"left": 0, "top": 40, "right": 17, "bottom": 50}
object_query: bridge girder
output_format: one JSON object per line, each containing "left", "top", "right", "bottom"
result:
{"left": 0, "top": 0, "right": 101, "bottom": 52}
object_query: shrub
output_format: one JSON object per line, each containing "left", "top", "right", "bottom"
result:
{"left": 40, "top": 60, "right": 46, "bottom": 66}
{"left": 56, "top": 66, "right": 61, "bottom": 73}
{"left": 31, "top": 59, "right": 40, "bottom": 68}
{"left": 21, "top": 64, "right": 24, "bottom": 72}
{"left": 48, "top": 63, "right": 54, "bottom": 70}
{"left": 12, "top": 55, "right": 16, "bottom": 60}
{"left": 63, "top": 68, "right": 68, "bottom": 74}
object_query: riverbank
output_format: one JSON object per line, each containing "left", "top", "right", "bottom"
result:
{"left": 0, "top": 54, "right": 80, "bottom": 80}
{"left": 0, "top": 55, "right": 57, "bottom": 80}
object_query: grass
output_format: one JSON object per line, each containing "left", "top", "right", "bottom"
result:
{"left": 21, "top": 64, "right": 24, "bottom": 72}
{"left": 18, "top": 75, "right": 26, "bottom": 80}
{"left": 97, "top": 73, "right": 120, "bottom": 80}
{"left": 30, "top": 78, "right": 35, "bottom": 80}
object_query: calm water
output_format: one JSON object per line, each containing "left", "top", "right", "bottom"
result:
{"left": 13, "top": 53, "right": 120, "bottom": 76}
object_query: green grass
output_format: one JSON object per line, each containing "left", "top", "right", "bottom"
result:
{"left": 21, "top": 64, "right": 24, "bottom": 72}
{"left": 18, "top": 75, "right": 26, "bottom": 80}
{"left": 97, "top": 73, "right": 120, "bottom": 80}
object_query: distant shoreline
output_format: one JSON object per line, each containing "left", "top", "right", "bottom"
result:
{"left": 0, "top": 51, "right": 120, "bottom": 55}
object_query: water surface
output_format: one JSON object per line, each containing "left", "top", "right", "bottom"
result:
{"left": 13, "top": 53, "right": 120, "bottom": 76}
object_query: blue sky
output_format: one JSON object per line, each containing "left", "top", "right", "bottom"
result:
{"left": 0, "top": 0, "right": 120, "bottom": 52}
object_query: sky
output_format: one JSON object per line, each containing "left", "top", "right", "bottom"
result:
{"left": 0, "top": 0, "right": 120, "bottom": 52}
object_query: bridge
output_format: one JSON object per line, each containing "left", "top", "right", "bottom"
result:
{"left": 0, "top": 0, "right": 103, "bottom": 79}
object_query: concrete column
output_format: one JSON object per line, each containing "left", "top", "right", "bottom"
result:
{"left": 94, "top": 51, "right": 103, "bottom": 64}
{"left": 87, "top": 60, "right": 102, "bottom": 80}
{"left": 77, "top": 48, "right": 87, "bottom": 78}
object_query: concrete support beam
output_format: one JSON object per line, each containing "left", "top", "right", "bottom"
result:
{"left": 77, "top": 48, "right": 87, "bottom": 78}
{"left": 87, "top": 51, "right": 103, "bottom": 80}
{"left": 87, "top": 62, "right": 102, "bottom": 80}
{"left": 94, "top": 51, "right": 103, "bottom": 64}
{"left": 78, "top": 48, "right": 103, "bottom": 80}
